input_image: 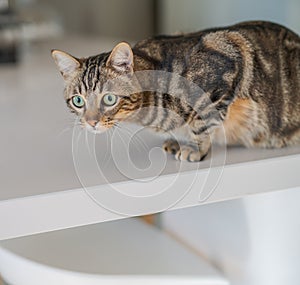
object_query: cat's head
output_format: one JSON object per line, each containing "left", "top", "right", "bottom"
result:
{"left": 52, "top": 42, "right": 141, "bottom": 133}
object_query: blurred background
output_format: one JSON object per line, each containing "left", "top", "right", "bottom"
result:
{"left": 1, "top": 0, "right": 300, "bottom": 63}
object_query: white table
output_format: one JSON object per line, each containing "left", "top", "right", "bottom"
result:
{"left": 0, "top": 37, "right": 299, "bottom": 240}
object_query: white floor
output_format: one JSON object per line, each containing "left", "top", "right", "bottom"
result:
{"left": 0, "top": 219, "right": 228, "bottom": 285}
{"left": 162, "top": 187, "right": 300, "bottom": 285}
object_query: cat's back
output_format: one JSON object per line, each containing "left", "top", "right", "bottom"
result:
{"left": 230, "top": 21, "right": 300, "bottom": 54}
{"left": 134, "top": 21, "right": 300, "bottom": 60}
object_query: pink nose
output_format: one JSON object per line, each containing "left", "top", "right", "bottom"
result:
{"left": 87, "top": 120, "right": 98, "bottom": 127}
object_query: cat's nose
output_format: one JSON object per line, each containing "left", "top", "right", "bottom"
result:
{"left": 87, "top": 120, "right": 98, "bottom": 127}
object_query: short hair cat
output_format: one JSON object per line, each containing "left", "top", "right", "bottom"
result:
{"left": 52, "top": 21, "right": 300, "bottom": 162}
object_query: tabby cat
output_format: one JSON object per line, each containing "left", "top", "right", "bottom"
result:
{"left": 52, "top": 21, "right": 300, "bottom": 162}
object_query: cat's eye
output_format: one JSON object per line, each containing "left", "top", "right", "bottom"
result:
{"left": 102, "top": 93, "right": 117, "bottom": 106}
{"left": 72, "top": 95, "right": 85, "bottom": 108}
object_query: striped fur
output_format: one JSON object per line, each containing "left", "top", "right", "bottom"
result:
{"left": 52, "top": 21, "right": 300, "bottom": 162}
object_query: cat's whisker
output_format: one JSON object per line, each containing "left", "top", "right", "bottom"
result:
{"left": 84, "top": 128, "right": 93, "bottom": 157}
{"left": 118, "top": 124, "right": 149, "bottom": 153}
{"left": 114, "top": 126, "right": 129, "bottom": 151}
{"left": 114, "top": 125, "right": 144, "bottom": 159}
{"left": 115, "top": 124, "right": 148, "bottom": 155}
{"left": 101, "top": 132, "right": 111, "bottom": 169}
{"left": 74, "top": 128, "right": 84, "bottom": 149}
{"left": 56, "top": 126, "right": 73, "bottom": 138}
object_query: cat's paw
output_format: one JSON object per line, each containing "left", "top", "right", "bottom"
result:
{"left": 163, "top": 139, "right": 180, "bottom": 154}
{"left": 174, "top": 144, "right": 207, "bottom": 162}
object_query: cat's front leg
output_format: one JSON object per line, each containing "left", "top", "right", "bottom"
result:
{"left": 163, "top": 135, "right": 211, "bottom": 162}
{"left": 176, "top": 135, "right": 211, "bottom": 162}
{"left": 163, "top": 139, "right": 180, "bottom": 155}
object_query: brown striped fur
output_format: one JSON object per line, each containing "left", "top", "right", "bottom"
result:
{"left": 52, "top": 21, "right": 300, "bottom": 161}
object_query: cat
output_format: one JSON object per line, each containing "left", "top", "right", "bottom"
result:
{"left": 52, "top": 21, "right": 300, "bottom": 162}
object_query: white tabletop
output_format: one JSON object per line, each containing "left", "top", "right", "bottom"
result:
{"left": 0, "top": 37, "right": 300, "bottom": 240}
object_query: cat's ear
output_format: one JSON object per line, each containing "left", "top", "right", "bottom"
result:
{"left": 51, "top": 50, "right": 80, "bottom": 80}
{"left": 106, "top": 42, "right": 133, "bottom": 73}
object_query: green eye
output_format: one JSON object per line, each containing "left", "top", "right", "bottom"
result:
{"left": 102, "top": 93, "right": 117, "bottom": 106}
{"left": 72, "top": 95, "right": 85, "bottom": 108}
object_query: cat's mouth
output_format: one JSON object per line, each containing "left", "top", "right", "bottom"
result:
{"left": 85, "top": 122, "right": 110, "bottom": 134}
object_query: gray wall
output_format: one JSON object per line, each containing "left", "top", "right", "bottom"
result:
{"left": 158, "top": 0, "right": 300, "bottom": 34}
{"left": 38, "top": 0, "right": 155, "bottom": 40}
{"left": 25, "top": 0, "right": 300, "bottom": 40}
